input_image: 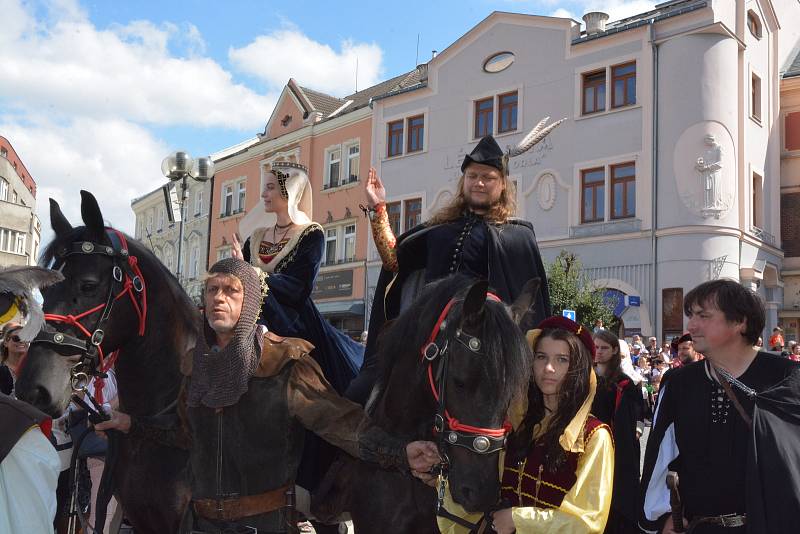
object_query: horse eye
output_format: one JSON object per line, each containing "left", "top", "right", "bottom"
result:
{"left": 453, "top": 378, "right": 466, "bottom": 390}
{"left": 80, "top": 281, "right": 99, "bottom": 293}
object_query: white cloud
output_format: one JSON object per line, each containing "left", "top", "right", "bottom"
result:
{"left": 229, "top": 28, "right": 384, "bottom": 97}
{"left": 0, "top": 1, "right": 274, "bottom": 130}
{"left": 552, "top": 8, "right": 576, "bottom": 19}
{"left": 0, "top": 114, "right": 167, "bottom": 242}
{"left": 549, "top": 1, "right": 658, "bottom": 23}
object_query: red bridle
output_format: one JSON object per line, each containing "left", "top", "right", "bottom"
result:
{"left": 421, "top": 293, "right": 513, "bottom": 448}
{"left": 39, "top": 229, "right": 147, "bottom": 403}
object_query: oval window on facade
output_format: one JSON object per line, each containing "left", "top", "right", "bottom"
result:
{"left": 483, "top": 52, "right": 515, "bottom": 73}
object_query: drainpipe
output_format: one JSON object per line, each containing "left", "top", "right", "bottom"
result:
{"left": 650, "top": 19, "right": 659, "bottom": 340}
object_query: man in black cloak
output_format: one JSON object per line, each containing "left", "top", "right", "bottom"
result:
{"left": 346, "top": 119, "right": 564, "bottom": 405}
{"left": 639, "top": 279, "right": 800, "bottom": 534}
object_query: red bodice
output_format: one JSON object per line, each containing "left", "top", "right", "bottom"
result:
{"left": 501, "top": 415, "right": 608, "bottom": 509}
{"left": 258, "top": 239, "right": 289, "bottom": 265}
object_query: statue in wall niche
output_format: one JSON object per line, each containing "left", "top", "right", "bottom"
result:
{"left": 696, "top": 134, "right": 723, "bottom": 217}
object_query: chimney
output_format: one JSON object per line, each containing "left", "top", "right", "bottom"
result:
{"left": 431, "top": 50, "right": 438, "bottom": 59}
{"left": 583, "top": 11, "right": 610, "bottom": 35}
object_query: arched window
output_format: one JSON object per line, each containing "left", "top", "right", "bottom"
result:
{"left": 747, "top": 10, "right": 762, "bottom": 39}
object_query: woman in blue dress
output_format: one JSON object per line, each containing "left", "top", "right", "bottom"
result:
{"left": 232, "top": 161, "right": 363, "bottom": 532}
{"left": 232, "top": 161, "right": 363, "bottom": 393}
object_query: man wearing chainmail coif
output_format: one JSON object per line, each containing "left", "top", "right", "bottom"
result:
{"left": 97, "top": 257, "right": 439, "bottom": 534}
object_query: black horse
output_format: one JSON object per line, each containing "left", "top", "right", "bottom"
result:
{"left": 343, "top": 275, "right": 539, "bottom": 533}
{"left": 15, "top": 191, "right": 196, "bottom": 533}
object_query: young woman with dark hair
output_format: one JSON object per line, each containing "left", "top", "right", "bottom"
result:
{"left": 592, "top": 329, "right": 645, "bottom": 534}
{"left": 434, "top": 316, "right": 614, "bottom": 534}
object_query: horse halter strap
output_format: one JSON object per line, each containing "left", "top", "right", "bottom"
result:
{"left": 421, "top": 293, "right": 512, "bottom": 456}
{"left": 36, "top": 228, "right": 147, "bottom": 400}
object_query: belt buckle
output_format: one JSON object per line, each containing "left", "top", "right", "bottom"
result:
{"left": 719, "top": 513, "right": 745, "bottom": 527}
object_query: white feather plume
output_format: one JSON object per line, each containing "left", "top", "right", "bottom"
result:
{"left": 507, "top": 116, "right": 567, "bottom": 158}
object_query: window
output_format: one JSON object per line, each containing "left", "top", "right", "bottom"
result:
{"left": 387, "top": 202, "right": 401, "bottom": 235}
{"left": 498, "top": 91, "right": 518, "bottom": 133}
{"left": 0, "top": 147, "right": 6, "bottom": 158}
{"left": 325, "top": 228, "right": 338, "bottom": 265}
{"left": 404, "top": 198, "right": 422, "bottom": 230}
{"left": 347, "top": 144, "right": 360, "bottom": 183}
{"left": 747, "top": 10, "right": 762, "bottom": 39}
{"left": 387, "top": 120, "right": 404, "bottom": 157}
{"left": 147, "top": 212, "right": 154, "bottom": 233}
{"left": 0, "top": 178, "right": 7, "bottom": 201}
{"left": 157, "top": 208, "right": 165, "bottom": 231}
{"left": 752, "top": 73, "right": 762, "bottom": 122}
{"left": 217, "top": 248, "right": 231, "bottom": 261}
{"left": 786, "top": 112, "right": 800, "bottom": 151}
{"left": 222, "top": 185, "right": 234, "bottom": 217}
{"left": 0, "top": 228, "right": 25, "bottom": 254}
{"left": 12, "top": 191, "right": 17, "bottom": 204}
{"left": 344, "top": 224, "right": 356, "bottom": 261}
{"left": 195, "top": 190, "right": 203, "bottom": 216}
{"left": 407, "top": 116, "right": 425, "bottom": 153}
{"left": 474, "top": 98, "right": 494, "bottom": 138}
{"left": 752, "top": 171, "right": 764, "bottom": 229}
{"left": 581, "top": 167, "right": 605, "bottom": 223}
{"left": 327, "top": 148, "right": 342, "bottom": 188}
{"left": 583, "top": 70, "right": 606, "bottom": 114}
{"left": 237, "top": 182, "right": 246, "bottom": 213}
{"left": 190, "top": 245, "right": 199, "bottom": 278}
{"left": 611, "top": 63, "right": 636, "bottom": 108}
{"left": 610, "top": 163, "right": 635, "bottom": 219}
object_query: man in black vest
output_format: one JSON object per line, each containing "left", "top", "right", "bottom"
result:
{"left": 97, "top": 258, "right": 439, "bottom": 533}
{"left": 347, "top": 133, "right": 556, "bottom": 404}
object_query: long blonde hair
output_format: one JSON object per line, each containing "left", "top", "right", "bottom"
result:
{"left": 427, "top": 172, "right": 517, "bottom": 225}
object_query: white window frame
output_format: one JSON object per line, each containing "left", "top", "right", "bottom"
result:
{"left": 236, "top": 181, "right": 246, "bottom": 213}
{"left": 326, "top": 147, "right": 342, "bottom": 189}
{"left": 190, "top": 244, "right": 200, "bottom": 279}
{"left": 222, "top": 184, "right": 234, "bottom": 217}
{"left": 217, "top": 247, "right": 232, "bottom": 261}
{"left": 157, "top": 208, "right": 165, "bottom": 231}
{"left": 346, "top": 142, "right": 360, "bottom": 184}
{"left": 343, "top": 224, "right": 356, "bottom": 262}
{"left": 0, "top": 178, "right": 8, "bottom": 202}
{"left": 324, "top": 228, "right": 338, "bottom": 265}
{"left": 15, "top": 233, "right": 25, "bottom": 255}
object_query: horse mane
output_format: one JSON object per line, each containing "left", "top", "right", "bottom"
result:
{"left": 375, "top": 275, "right": 530, "bottom": 410}
{"left": 40, "top": 225, "right": 199, "bottom": 350}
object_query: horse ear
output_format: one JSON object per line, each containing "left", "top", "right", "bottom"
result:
{"left": 80, "top": 190, "right": 105, "bottom": 234}
{"left": 49, "top": 198, "right": 72, "bottom": 236}
{"left": 510, "top": 277, "right": 541, "bottom": 328}
{"left": 462, "top": 279, "right": 489, "bottom": 320}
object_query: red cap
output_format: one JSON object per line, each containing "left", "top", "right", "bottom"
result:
{"left": 536, "top": 316, "right": 596, "bottom": 358}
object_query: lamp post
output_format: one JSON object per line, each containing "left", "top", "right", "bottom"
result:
{"left": 161, "top": 151, "right": 215, "bottom": 285}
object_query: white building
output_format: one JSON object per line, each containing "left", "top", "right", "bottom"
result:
{"left": 131, "top": 178, "right": 213, "bottom": 304}
{"left": 0, "top": 136, "right": 40, "bottom": 266}
{"left": 368, "top": 0, "right": 800, "bottom": 341}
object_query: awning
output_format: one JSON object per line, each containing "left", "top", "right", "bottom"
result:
{"left": 315, "top": 299, "right": 365, "bottom": 316}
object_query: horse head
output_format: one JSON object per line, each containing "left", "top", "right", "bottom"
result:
{"left": 436, "top": 278, "right": 540, "bottom": 513}
{"left": 16, "top": 190, "right": 195, "bottom": 417}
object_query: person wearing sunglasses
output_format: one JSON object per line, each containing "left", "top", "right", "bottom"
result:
{"left": 1, "top": 322, "right": 28, "bottom": 397}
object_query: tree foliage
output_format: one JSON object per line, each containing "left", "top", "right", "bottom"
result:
{"left": 546, "top": 250, "right": 616, "bottom": 329}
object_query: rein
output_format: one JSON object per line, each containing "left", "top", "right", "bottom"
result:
{"left": 32, "top": 228, "right": 148, "bottom": 534}
{"left": 421, "top": 293, "right": 511, "bottom": 531}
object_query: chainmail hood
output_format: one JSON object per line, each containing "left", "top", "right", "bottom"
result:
{"left": 187, "top": 258, "right": 264, "bottom": 408}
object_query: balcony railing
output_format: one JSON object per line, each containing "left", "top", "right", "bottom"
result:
{"left": 749, "top": 226, "right": 776, "bottom": 246}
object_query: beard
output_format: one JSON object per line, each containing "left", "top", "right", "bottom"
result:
{"left": 466, "top": 193, "right": 495, "bottom": 211}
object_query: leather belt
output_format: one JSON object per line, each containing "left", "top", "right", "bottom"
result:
{"left": 691, "top": 513, "right": 746, "bottom": 528}
{"left": 193, "top": 484, "right": 292, "bottom": 522}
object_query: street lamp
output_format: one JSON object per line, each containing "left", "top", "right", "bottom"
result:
{"left": 161, "top": 150, "right": 215, "bottom": 285}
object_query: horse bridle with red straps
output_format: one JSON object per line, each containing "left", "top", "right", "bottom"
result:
{"left": 422, "top": 294, "right": 512, "bottom": 532}
{"left": 33, "top": 228, "right": 147, "bottom": 395}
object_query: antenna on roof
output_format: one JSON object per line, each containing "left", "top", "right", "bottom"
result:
{"left": 415, "top": 33, "right": 420, "bottom": 66}
{"left": 355, "top": 56, "right": 359, "bottom": 93}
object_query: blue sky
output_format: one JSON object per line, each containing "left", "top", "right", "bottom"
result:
{"left": 0, "top": 0, "right": 655, "bottom": 240}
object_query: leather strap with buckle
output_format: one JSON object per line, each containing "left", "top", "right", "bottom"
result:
{"left": 193, "top": 484, "right": 292, "bottom": 522}
{"left": 691, "top": 513, "right": 746, "bottom": 528}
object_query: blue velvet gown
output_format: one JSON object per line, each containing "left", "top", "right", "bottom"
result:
{"left": 243, "top": 223, "right": 364, "bottom": 492}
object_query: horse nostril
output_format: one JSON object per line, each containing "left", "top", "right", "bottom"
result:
{"left": 459, "top": 485, "right": 475, "bottom": 503}
{"left": 34, "top": 385, "right": 52, "bottom": 409}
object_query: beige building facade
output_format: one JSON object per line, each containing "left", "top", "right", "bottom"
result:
{"left": 0, "top": 136, "right": 40, "bottom": 266}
